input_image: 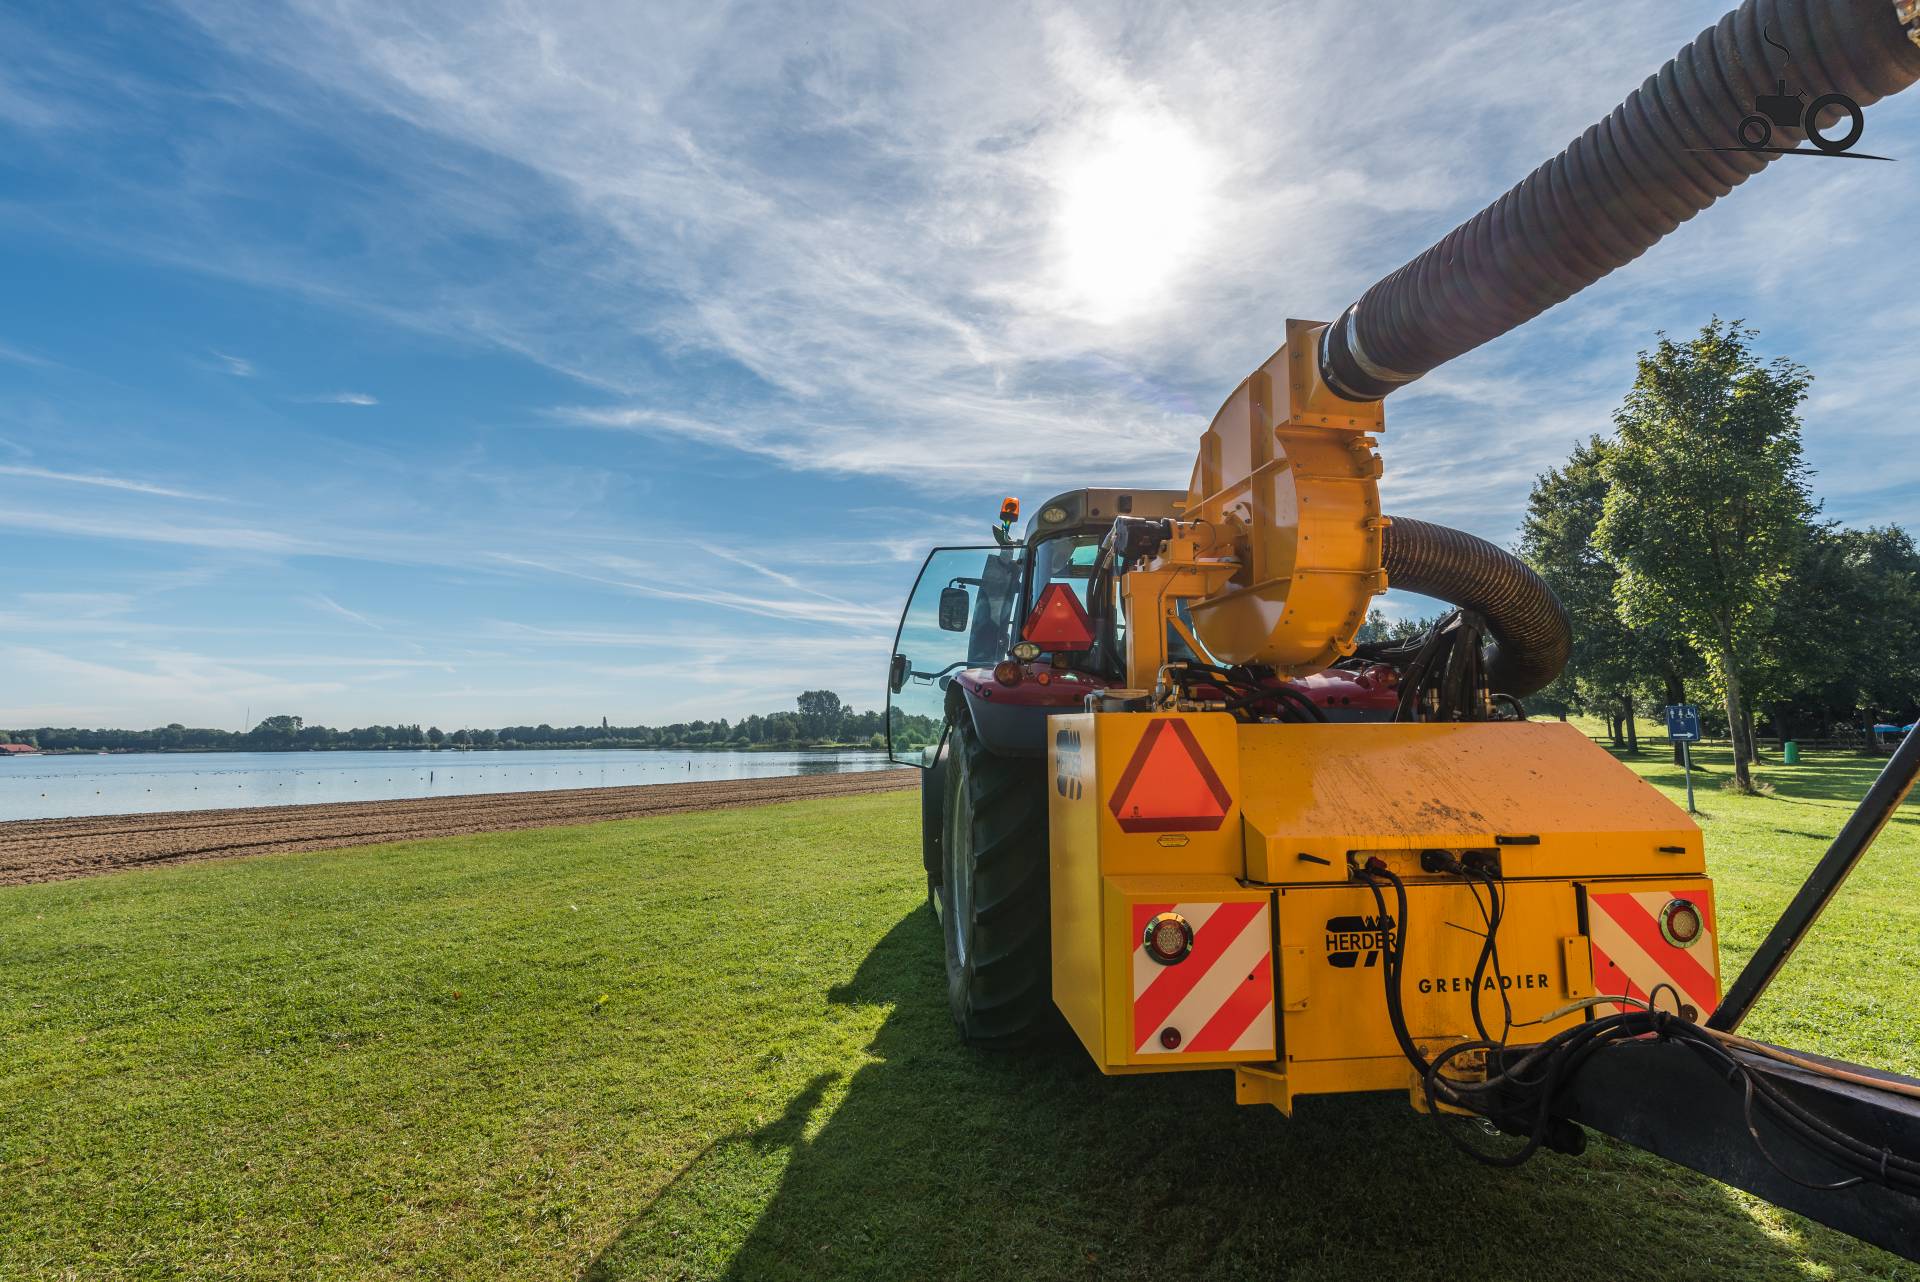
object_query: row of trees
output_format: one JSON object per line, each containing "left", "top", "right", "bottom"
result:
{"left": 1518, "top": 319, "right": 1920, "bottom": 789}
{"left": 6, "top": 691, "right": 940, "bottom": 755}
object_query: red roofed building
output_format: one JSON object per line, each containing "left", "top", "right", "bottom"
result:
{"left": 0, "top": 743, "right": 40, "bottom": 755}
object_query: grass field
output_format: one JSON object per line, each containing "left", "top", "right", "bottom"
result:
{"left": 2, "top": 736, "right": 1917, "bottom": 1280}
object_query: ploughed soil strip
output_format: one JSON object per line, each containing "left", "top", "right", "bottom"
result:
{"left": 0, "top": 769, "right": 918, "bottom": 886}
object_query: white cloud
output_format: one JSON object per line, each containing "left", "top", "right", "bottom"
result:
{"left": 485, "top": 551, "right": 898, "bottom": 632}
{"left": 304, "top": 391, "right": 378, "bottom": 405}
{"left": 138, "top": 0, "right": 1916, "bottom": 543}
{"left": 209, "top": 349, "right": 254, "bottom": 377}
{"left": 305, "top": 593, "right": 383, "bottom": 630}
{"left": 0, "top": 339, "right": 56, "bottom": 368}
{"left": 0, "top": 644, "right": 349, "bottom": 726}
{"left": 15, "top": 591, "right": 136, "bottom": 619}
{"left": 0, "top": 506, "right": 304, "bottom": 552}
{"left": 0, "top": 464, "right": 219, "bottom": 501}
{"left": 8, "top": 0, "right": 1919, "bottom": 730}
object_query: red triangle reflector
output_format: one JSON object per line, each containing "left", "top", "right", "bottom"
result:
{"left": 1023, "top": 582, "right": 1094, "bottom": 651}
{"left": 1107, "top": 719, "right": 1232, "bottom": 833}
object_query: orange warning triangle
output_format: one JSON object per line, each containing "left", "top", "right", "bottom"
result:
{"left": 1022, "top": 582, "right": 1094, "bottom": 651}
{"left": 1107, "top": 719, "right": 1232, "bottom": 833}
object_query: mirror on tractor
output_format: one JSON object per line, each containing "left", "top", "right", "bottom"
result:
{"left": 937, "top": 584, "right": 970, "bottom": 632}
{"left": 888, "top": 653, "right": 910, "bottom": 694}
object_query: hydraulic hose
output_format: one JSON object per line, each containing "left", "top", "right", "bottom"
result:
{"left": 1319, "top": 0, "right": 1920, "bottom": 401}
{"left": 1382, "top": 517, "right": 1571, "bottom": 698}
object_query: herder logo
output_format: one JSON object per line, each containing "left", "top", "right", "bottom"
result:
{"left": 1325, "top": 914, "right": 1394, "bottom": 968}
{"left": 1053, "top": 727, "right": 1083, "bottom": 800}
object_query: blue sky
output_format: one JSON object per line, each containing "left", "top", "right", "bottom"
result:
{"left": 3, "top": 1, "right": 1916, "bottom": 730}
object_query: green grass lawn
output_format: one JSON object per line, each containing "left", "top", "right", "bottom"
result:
{"left": 2, "top": 742, "right": 1916, "bottom": 1281}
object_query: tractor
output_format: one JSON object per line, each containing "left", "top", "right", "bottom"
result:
{"left": 886, "top": 0, "right": 1920, "bottom": 1261}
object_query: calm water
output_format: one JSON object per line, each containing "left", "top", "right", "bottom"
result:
{"left": 0, "top": 748, "right": 898, "bottom": 822}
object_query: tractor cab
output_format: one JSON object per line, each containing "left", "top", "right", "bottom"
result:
{"left": 884, "top": 488, "right": 1184, "bottom": 767}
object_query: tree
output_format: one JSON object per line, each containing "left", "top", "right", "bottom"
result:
{"left": 1356, "top": 609, "right": 1442, "bottom": 645}
{"left": 1595, "top": 320, "right": 1815, "bottom": 790}
{"left": 795, "top": 690, "right": 846, "bottom": 742}
{"left": 1753, "top": 524, "right": 1920, "bottom": 738}
{"left": 427, "top": 726, "right": 445, "bottom": 747}
{"left": 1522, "top": 436, "right": 1700, "bottom": 756}
{"left": 1834, "top": 527, "right": 1920, "bottom": 718}
{"left": 248, "top": 715, "right": 304, "bottom": 750}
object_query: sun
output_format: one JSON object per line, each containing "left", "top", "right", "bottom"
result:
{"left": 1053, "top": 107, "right": 1213, "bottom": 322}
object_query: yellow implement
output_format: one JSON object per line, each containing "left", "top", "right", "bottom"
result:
{"left": 1048, "top": 712, "right": 1713, "bottom": 1111}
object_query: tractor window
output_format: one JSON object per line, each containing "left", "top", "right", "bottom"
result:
{"left": 886, "top": 545, "right": 1024, "bottom": 767}
{"left": 1027, "top": 534, "right": 1102, "bottom": 613}
{"left": 1028, "top": 534, "right": 1203, "bottom": 669}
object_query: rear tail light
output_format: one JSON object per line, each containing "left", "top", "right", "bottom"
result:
{"left": 993, "top": 661, "right": 1023, "bottom": 687}
{"left": 1660, "top": 898, "right": 1703, "bottom": 948}
{"left": 1142, "top": 912, "right": 1193, "bottom": 965}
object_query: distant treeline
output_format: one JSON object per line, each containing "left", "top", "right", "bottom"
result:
{"left": 5, "top": 690, "right": 943, "bottom": 755}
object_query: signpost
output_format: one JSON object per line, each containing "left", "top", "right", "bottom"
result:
{"left": 1664, "top": 703, "right": 1702, "bottom": 814}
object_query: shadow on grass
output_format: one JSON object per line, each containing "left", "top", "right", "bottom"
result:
{"left": 1601, "top": 745, "right": 1920, "bottom": 828}
{"left": 584, "top": 907, "right": 1911, "bottom": 1282}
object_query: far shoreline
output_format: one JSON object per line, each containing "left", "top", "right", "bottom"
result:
{"left": 3, "top": 742, "right": 902, "bottom": 758}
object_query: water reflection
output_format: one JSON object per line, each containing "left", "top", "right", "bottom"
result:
{"left": 0, "top": 748, "right": 898, "bottom": 821}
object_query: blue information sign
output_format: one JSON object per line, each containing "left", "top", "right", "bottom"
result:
{"left": 1664, "top": 704, "right": 1701, "bottom": 742}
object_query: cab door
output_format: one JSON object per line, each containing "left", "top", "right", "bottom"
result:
{"left": 886, "top": 546, "right": 1024, "bottom": 766}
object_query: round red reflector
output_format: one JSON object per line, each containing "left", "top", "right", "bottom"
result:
{"left": 1660, "top": 898, "right": 1703, "bottom": 948}
{"left": 1160, "top": 1027, "right": 1182, "bottom": 1050}
{"left": 1142, "top": 912, "right": 1193, "bottom": 965}
{"left": 993, "top": 660, "right": 1023, "bottom": 687}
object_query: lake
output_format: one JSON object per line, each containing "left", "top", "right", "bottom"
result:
{"left": 0, "top": 748, "right": 900, "bottom": 822}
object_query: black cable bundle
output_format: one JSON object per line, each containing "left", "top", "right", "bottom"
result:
{"left": 1357, "top": 861, "right": 1920, "bottom": 1190}
{"left": 1175, "top": 661, "right": 1329, "bottom": 724}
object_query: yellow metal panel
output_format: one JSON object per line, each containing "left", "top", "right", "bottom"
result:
{"left": 1274, "top": 881, "right": 1588, "bottom": 1084}
{"left": 1561, "top": 935, "right": 1594, "bottom": 997}
{"left": 1052, "top": 710, "right": 1714, "bottom": 1107}
{"left": 1090, "top": 712, "right": 1242, "bottom": 878}
{"left": 1052, "top": 712, "right": 1254, "bottom": 1070}
{"left": 1278, "top": 943, "right": 1310, "bottom": 1012}
{"left": 1288, "top": 1054, "right": 1441, "bottom": 1100}
{"left": 1238, "top": 721, "right": 1701, "bottom": 881}
{"left": 1048, "top": 713, "right": 1105, "bottom": 1062}
{"left": 1581, "top": 876, "right": 1720, "bottom": 1020}
{"left": 1106, "top": 875, "right": 1274, "bottom": 1069}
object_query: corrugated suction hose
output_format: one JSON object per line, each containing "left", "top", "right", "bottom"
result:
{"left": 1321, "top": 0, "right": 1920, "bottom": 400}
{"left": 1382, "top": 517, "right": 1571, "bottom": 697}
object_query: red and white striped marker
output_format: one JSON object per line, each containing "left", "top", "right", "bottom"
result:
{"left": 1131, "top": 900, "right": 1274, "bottom": 1056}
{"left": 1588, "top": 887, "right": 1718, "bottom": 1019}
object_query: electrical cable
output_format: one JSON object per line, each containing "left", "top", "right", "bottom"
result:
{"left": 1357, "top": 863, "right": 1430, "bottom": 1079}
{"left": 1221, "top": 683, "right": 1329, "bottom": 723}
{"left": 1180, "top": 661, "right": 1330, "bottom": 723}
{"left": 1357, "top": 861, "right": 1920, "bottom": 1194}
{"left": 1413, "top": 1004, "right": 1920, "bottom": 1194}
{"left": 1458, "top": 867, "right": 1514, "bottom": 1047}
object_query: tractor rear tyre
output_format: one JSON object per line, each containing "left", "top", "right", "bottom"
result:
{"left": 938, "top": 716, "right": 1050, "bottom": 1046}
